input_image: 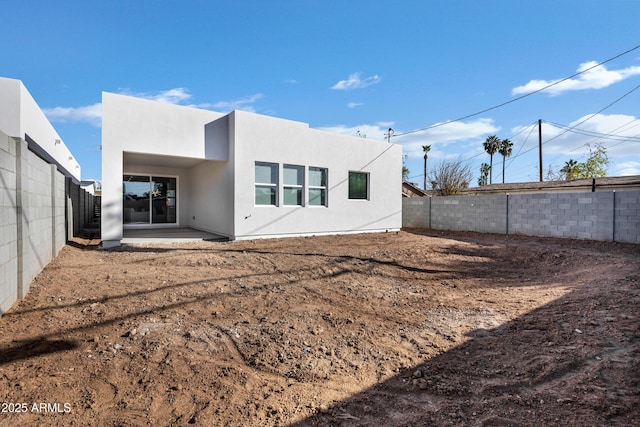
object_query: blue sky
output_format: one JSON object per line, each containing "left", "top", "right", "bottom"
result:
{"left": 2, "top": 0, "right": 639, "bottom": 186}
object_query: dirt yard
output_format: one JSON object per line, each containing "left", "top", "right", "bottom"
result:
{"left": 0, "top": 230, "right": 638, "bottom": 426}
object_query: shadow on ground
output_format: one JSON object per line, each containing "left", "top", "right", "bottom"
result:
{"left": 0, "top": 339, "right": 79, "bottom": 366}
{"left": 293, "top": 273, "right": 640, "bottom": 426}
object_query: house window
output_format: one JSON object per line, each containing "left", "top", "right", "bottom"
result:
{"left": 283, "top": 164, "right": 304, "bottom": 206}
{"left": 308, "top": 167, "right": 327, "bottom": 206}
{"left": 255, "top": 162, "right": 278, "bottom": 205}
{"left": 348, "top": 171, "right": 369, "bottom": 200}
{"left": 123, "top": 175, "right": 177, "bottom": 224}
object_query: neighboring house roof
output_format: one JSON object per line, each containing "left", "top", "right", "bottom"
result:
{"left": 81, "top": 180, "right": 96, "bottom": 196}
{"left": 402, "top": 181, "right": 427, "bottom": 197}
{"left": 461, "top": 175, "right": 640, "bottom": 195}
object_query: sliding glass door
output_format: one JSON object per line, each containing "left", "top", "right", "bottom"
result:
{"left": 123, "top": 175, "right": 176, "bottom": 225}
{"left": 151, "top": 176, "right": 177, "bottom": 224}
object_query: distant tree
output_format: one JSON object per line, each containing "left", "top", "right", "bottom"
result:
{"left": 498, "top": 138, "right": 513, "bottom": 184}
{"left": 402, "top": 154, "right": 410, "bottom": 181}
{"left": 574, "top": 143, "right": 609, "bottom": 179}
{"left": 543, "top": 164, "right": 564, "bottom": 181}
{"left": 554, "top": 144, "right": 609, "bottom": 180}
{"left": 482, "top": 135, "right": 501, "bottom": 184}
{"left": 428, "top": 159, "right": 473, "bottom": 196}
{"left": 478, "top": 163, "right": 490, "bottom": 186}
{"left": 560, "top": 159, "right": 579, "bottom": 180}
{"left": 422, "top": 145, "right": 431, "bottom": 190}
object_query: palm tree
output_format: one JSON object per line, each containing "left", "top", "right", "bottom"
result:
{"left": 560, "top": 159, "right": 579, "bottom": 180}
{"left": 498, "top": 138, "right": 513, "bottom": 184}
{"left": 422, "top": 145, "right": 431, "bottom": 190}
{"left": 482, "top": 135, "right": 500, "bottom": 184}
{"left": 478, "top": 163, "right": 490, "bottom": 186}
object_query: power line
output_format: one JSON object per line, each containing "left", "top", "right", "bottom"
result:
{"left": 392, "top": 44, "right": 640, "bottom": 138}
{"left": 539, "top": 83, "right": 640, "bottom": 147}
{"left": 500, "top": 82, "right": 640, "bottom": 167}
{"left": 545, "top": 120, "right": 640, "bottom": 142}
{"left": 505, "top": 122, "right": 538, "bottom": 170}
{"left": 544, "top": 118, "right": 640, "bottom": 166}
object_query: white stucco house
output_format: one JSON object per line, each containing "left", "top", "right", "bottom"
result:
{"left": 0, "top": 77, "right": 81, "bottom": 182}
{"left": 101, "top": 92, "right": 402, "bottom": 247}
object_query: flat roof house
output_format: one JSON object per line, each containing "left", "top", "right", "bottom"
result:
{"left": 0, "top": 77, "right": 90, "bottom": 315}
{"left": 101, "top": 93, "right": 402, "bottom": 247}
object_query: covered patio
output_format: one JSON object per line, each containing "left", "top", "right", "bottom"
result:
{"left": 121, "top": 227, "right": 228, "bottom": 244}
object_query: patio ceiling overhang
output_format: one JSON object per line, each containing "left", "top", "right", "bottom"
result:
{"left": 123, "top": 151, "right": 207, "bottom": 169}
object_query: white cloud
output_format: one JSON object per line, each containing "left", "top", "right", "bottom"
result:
{"left": 331, "top": 72, "right": 381, "bottom": 90}
{"left": 617, "top": 161, "right": 640, "bottom": 176}
{"left": 122, "top": 88, "right": 264, "bottom": 112}
{"left": 207, "top": 93, "right": 264, "bottom": 112}
{"left": 150, "top": 88, "right": 193, "bottom": 104}
{"left": 317, "top": 122, "right": 394, "bottom": 141}
{"left": 318, "top": 118, "right": 499, "bottom": 161}
{"left": 118, "top": 87, "right": 193, "bottom": 104}
{"left": 43, "top": 103, "right": 102, "bottom": 127}
{"left": 347, "top": 102, "right": 364, "bottom": 108}
{"left": 542, "top": 113, "right": 640, "bottom": 157}
{"left": 395, "top": 118, "right": 500, "bottom": 159}
{"left": 512, "top": 62, "right": 640, "bottom": 96}
{"left": 43, "top": 88, "right": 264, "bottom": 127}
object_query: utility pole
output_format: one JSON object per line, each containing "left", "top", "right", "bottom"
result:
{"left": 384, "top": 128, "right": 394, "bottom": 143}
{"left": 538, "top": 119, "right": 543, "bottom": 182}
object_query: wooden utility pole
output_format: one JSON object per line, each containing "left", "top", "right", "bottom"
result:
{"left": 538, "top": 119, "right": 543, "bottom": 182}
{"left": 384, "top": 128, "right": 394, "bottom": 143}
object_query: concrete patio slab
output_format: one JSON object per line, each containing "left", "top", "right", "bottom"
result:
{"left": 121, "top": 227, "right": 228, "bottom": 244}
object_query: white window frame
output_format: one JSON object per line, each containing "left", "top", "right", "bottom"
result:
{"left": 308, "top": 166, "right": 328, "bottom": 207}
{"left": 255, "top": 162, "right": 279, "bottom": 206}
{"left": 283, "top": 164, "right": 304, "bottom": 206}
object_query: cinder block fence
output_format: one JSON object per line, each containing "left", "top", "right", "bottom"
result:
{"left": 403, "top": 191, "right": 640, "bottom": 244}
{"left": 0, "top": 131, "right": 95, "bottom": 315}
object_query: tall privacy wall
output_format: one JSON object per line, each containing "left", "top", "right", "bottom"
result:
{"left": 403, "top": 191, "right": 640, "bottom": 244}
{"left": 0, "top": 131, "right": 93, "bottom": 315}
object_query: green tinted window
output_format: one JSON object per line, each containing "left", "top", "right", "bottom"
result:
{"left": 348, "top": 172, "right": 368, "bottom": 200}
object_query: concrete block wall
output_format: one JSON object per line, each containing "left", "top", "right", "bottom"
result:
{"left": 509, "top": 192, "right": 612, "bottom": 241}
{"left": 0, "top": 132, "right": 18, "bottom": 315}
{"left": 431, "top": 194, "right": 507, "bottom": 234}
{"left": 402, "top": 197, "right": 430, "bottom": 228}
{"left": 67, "top": 183, "right": 94, "bottom": 238}
{"left": 16, "top": 140, "right": 65, "bottom": 300}
{"left": 0, "top": 131, "right": 94, "bottom": 316}
{"left": 54, "top": 171, "right": 66, "bottom": 251}
{"left": 69, "top": 183, "right": 80, "bottom": 238}
{"left": 615, "top": 191, "right": 640, "bottom": 244}
{"left": 402, "top": 190, "right": 640, "bottom": 244}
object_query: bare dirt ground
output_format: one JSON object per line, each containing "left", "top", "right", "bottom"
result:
{"left": 0, "top": 229, "right": 638, "bottom": 426}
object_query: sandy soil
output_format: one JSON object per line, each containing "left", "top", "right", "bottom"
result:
{"left": 0, "top": 229, "right": 638, "bottom": 426}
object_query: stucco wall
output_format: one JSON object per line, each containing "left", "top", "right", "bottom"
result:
{"left": 0, "top": 77, "right": 80, "bottom": 181}
{"left": 188, "top": 160, "right": 235, "bottom": 238}
{"left": 191, "top": 115, "right": 235, "bottom": 237}
{"left": 402, "top": 191, "right": 640, "bottom": 244}
{"left": 102, "top": 95, "right": 402, "bottom": 244}
{"left": 101, "top": 92, "right": 225, "bottom": 246}
{"left": 232, "top": 111, "right": 402, "bottom": 239}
